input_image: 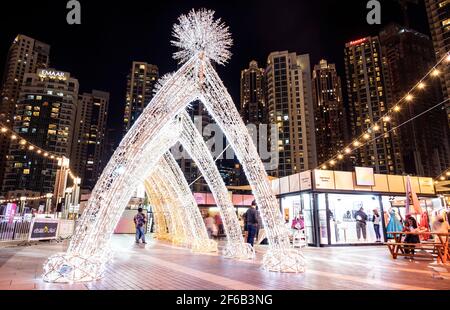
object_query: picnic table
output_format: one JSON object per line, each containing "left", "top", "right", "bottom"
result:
{"left": 385, "top": 232, "right": 450, "bottom": 263}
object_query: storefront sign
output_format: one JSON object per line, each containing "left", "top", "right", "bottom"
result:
{"left": 355, "top": 167, "right": 375, "bottom": 186}
{"left": 28, "top": 219, "right": 59, "bottom": 241}
{"left": 300, "top": 171, "right": 312, "bottom": 190}
{"left": 372, "top": 174, "right": 389, "bottom": 192}
{"left": 280, "top": 177, "right": 290, "bottom": 194}
{"left": 334, "top": 171, "right": 354, "bottom": 190}
{"left": 314, "top": 170, "right": 335, "bottom": 190}
{"left": 387, "top": 175, "right": 405, "bottom": 193}
{"left": 271, "top": 179, "right": 280, "bottom": 195}
{"left": 418, "top": 177, "right": 435, "bottom": 194}
{"left": 288, "top": 174, "right": 300, "bottom": 192}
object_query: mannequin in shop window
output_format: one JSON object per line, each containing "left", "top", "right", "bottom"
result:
{"left": 355, "top": 207, "right": 368, "bottom": 242}
{"left": 372, "top": 209, "right": 382, "bottom": 242}
{"left": 386, "top": 208, "right": 403, "bottom": 239}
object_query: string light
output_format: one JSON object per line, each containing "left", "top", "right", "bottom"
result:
{"left": 0, "top": 194, "right": 50, "bottom": 204}
{"left": 316, "top": 51, "right": 450, "bottom": 170}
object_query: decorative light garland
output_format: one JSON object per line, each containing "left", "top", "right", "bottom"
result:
{"left": 435, "top": 167, "right": 450, "bottom": 183}
{"left": 0, "top": 122, "right": 81, "bottom": 183}
{"left": 0, "top": 194, "right": 50, "bottom": 204}
{"left": 317, "top": 53, "right": 450, "bottom": 170}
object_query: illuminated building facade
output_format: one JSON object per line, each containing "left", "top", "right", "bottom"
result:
{"left": 2, "top": 69, "right": 79, "bottom": 194}
{"left": 266, "top": 51, "right": 316, "bottom": 177}
{"left": 379, "top": 24, "right": 450, "bottom": 177}
{"left": 72, "top": 90, "right": 110, "bottom": 190}
{"left": 312, "top": 59, "right": 346, "bottom": 169}
{"left": 122, "top": 61, "right": 158, "bottom": 135}
{"left": 344, "top": 37, "right": 403, "bottom": 174}
{"left": 425, "top": 0, "right": 450, "bottom": 125}
{"left": 0, "top": 34, "right": 50, "bottom": 194}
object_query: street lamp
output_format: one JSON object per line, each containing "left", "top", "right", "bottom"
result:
{"left": 45, "top": 193, "right": 53, "bottom": 215}
{"left": 19, "top": 196, "right": 26, "bottom": 215}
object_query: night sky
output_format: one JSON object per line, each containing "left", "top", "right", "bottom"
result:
{"left": 0, "top": 0, "right": 430, "bottom": 143}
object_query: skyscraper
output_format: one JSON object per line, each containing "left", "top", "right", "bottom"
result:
{"left": 240, "top": 60, "right": 267, "bottom": 126}
{"left": 266, "top": 51, "right": 316, "bottom": 177}
{"left": 122, "top": 61, "right": 158, "bottom": 135}
{"left": 0, "top": 35, "right": 50, "bottom": 193}
{"left": 425, "top": 0, "right": 450, "bottom": 125}
{"left": 380, "top": 23, "right": 450, "bottom": 177}
{"left": 72, "top": 90, "right": 110, "bottom": 190}
{"left": 2, "top": 68, "right": 79, "bottom": 194}
{"left": 312, "top": 59, "right": 346, "bottom": 168}
{"left": 344, "top": 37, "right": 403, "bottom": 174}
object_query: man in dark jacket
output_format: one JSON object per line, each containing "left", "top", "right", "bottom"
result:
{"left": 245, "top": 201, "right": 259, "bottom": 246}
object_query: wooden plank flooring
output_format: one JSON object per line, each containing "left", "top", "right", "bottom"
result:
{"left": 0, "top": 234, "right": 449, "bottom": 290}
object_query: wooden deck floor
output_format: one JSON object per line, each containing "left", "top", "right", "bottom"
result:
{"left": 0, "top": 235, "right": 449, "bottom": 290}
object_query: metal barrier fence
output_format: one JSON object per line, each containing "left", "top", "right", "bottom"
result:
{"left": 0, "top": 216, "right": 32, "bottom": 242}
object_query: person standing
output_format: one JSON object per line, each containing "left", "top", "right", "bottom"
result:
{"left": 204, "top": 213, "right": 216, "bottom": 239}
{"left": 134, "top": 207, "right": 147, "bottom": 244}
{"left": 372, "top": 209, "right": 382, "bottom": 242}
{"left": 245, "top": 201, "right": 259, "bottom": 246}
{"left": 355, "top": 207, "right": 368, "bottom": 242}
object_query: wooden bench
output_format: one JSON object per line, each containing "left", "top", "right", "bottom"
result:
{"left": 385, "top": 232, "right": 450, "bottom": 263}
{"left": 385, "top": 241, "right": 444, "bottom": 261}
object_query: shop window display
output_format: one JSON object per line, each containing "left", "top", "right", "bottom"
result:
{"left": 327, "top": 194, "right": 384, "bottom": 244}
{"left": 382, "top": 196, "right": 446, "bottom": 240}
{"left": 281, "top": 194, "right": 314, "bottom": 244}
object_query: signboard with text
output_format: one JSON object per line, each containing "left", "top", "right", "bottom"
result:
{"left": 28, "top": 218, "right": 59, "bottom": 241}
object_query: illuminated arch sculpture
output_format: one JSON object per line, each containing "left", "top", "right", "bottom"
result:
{"left": 43, "top": 9, "right": 304, "bottom": 283}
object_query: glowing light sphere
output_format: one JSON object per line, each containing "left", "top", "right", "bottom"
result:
{"left": 171, "top": 9, "right": 233, "bottom": 65}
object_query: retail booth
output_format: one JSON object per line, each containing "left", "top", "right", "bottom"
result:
{"left": 271, "top": 168, "right": 444, "bottom": 247}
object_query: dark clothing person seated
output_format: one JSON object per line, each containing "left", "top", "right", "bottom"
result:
{"left": 403, "top": 217, "right": 420, "bottom": 257}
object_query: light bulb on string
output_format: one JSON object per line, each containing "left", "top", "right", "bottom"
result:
{"left": 353, "top": 141, "right": 360, "bottom": 147}
{"left": 383, "top": 116, "right": 391, "bottom": 122}
{"left": 11, "top": 135, "right": 17, "bottom": 140}
{"left": 344, "top": 148, "right": 351, "bottom": 154}
{"left": 337, "top": 154, "right": 344, "bottom": 160}
{"left": 432, "top": 69, "right": 440, "bottom": 77}
{"left": 393, "top": 106, "right": 401, "bottom": 112}
{"left": 363, "top": 133, "right": 370, "bottom": 140}
{"left": 1, "top": 127, "right": 7, "bottom": 133}
{"left": 417, "top": 82, "right": 425, "bottom": 90}
{"left": 405, "top": 94, "right": 413, "bottom": 101}
{"left": 373, "top": 124, "right": 380, "bottom": 131}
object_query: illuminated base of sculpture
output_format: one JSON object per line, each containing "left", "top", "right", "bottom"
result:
{"left": 191, "top": 238, "right": 218, "bottom": 253}
{"left": 262, "top": 248, "right": 305, "bottom": 273}
{"left": 43, "top": 252, "right": 107, "bottom": 283}
{"left": 223, "top": 241, "right": 255, "bottom": 260}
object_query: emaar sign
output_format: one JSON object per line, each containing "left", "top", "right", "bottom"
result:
{"left": 38, "top": 69, "right": 66, "bottom": 80}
